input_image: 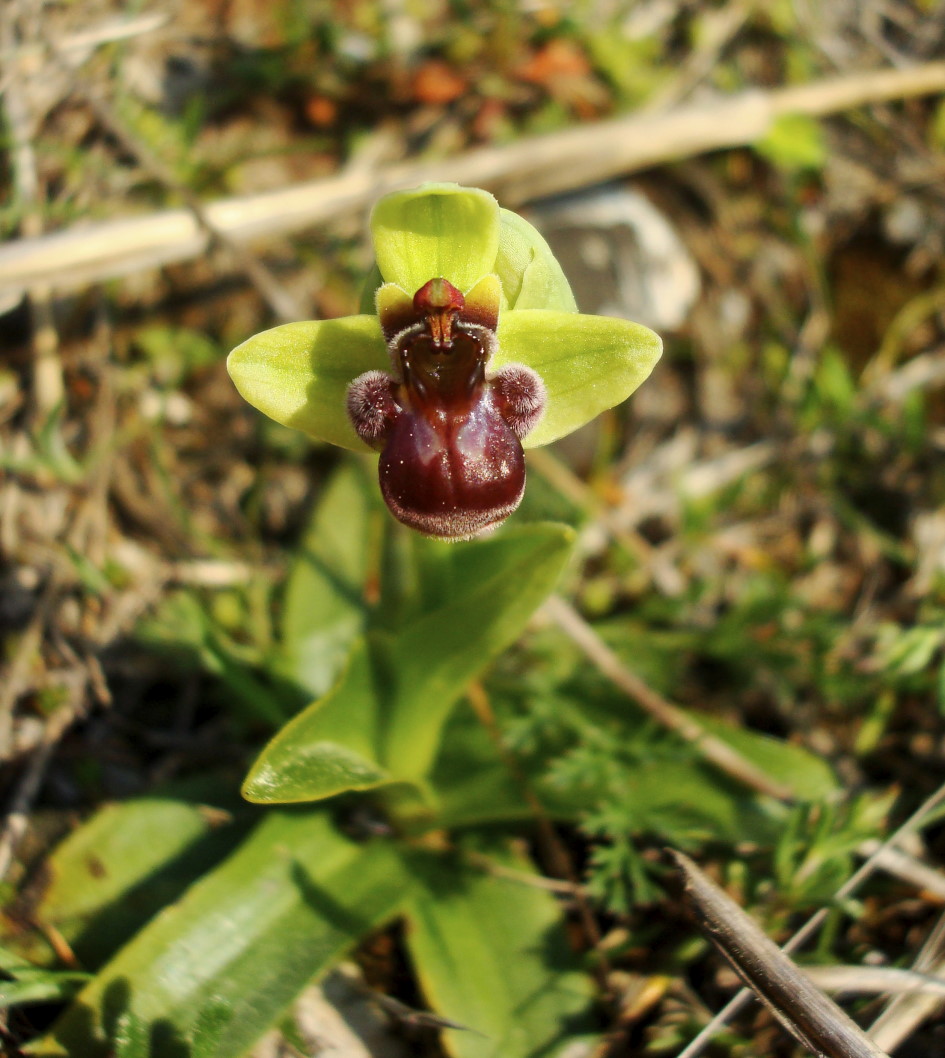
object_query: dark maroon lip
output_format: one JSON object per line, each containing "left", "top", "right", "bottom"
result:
{"left": 346, "top": 277, "right": 546, "bottom": 539}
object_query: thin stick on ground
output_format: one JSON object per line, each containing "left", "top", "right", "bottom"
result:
{"left": 675, "top": 781, "right": 945, "bottom": 1058}
{"left": 671, "top": 850, "right": 891, "bottom": 1058}
{"left": 855, "top": 839, "right": 945, "bottom": 902}
{"left": 541, "top": 594, "right": 794, "bottom": 801}
{"left": 868, "top": 910, "right": 945, "bottom": 1052}
{"left": 4, "top": 61, "right": 945, "bottom": 299}
{"left": 526, "top": 448, "right": 655, "bottom": 565}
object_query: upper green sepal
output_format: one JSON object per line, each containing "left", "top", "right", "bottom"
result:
{"left": 370, "top": 184, "right": 501, "bottom": 296}
{"left": 363, "top": 183, "right": 577, "bottom": 312}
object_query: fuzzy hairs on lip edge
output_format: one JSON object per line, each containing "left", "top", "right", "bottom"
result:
{"left": 379, "top": 470, "right": 525, "bottom": 542}
{"left": 490, "top": 363, "right": 547, "bottom": 439}
{"left": 346, "top": 370, "right": 399, "bottom": 447}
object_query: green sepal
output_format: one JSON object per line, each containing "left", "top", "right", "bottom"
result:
{"left": 228, "top": 310, "right": 662, "bottom": 453}
{"left": 226, "top": 316, "right": 387, "bottom": 452}
{"left": 494, "top": 310, "right": 663, "bottom": 447}
{"left": 360, "top": 203, "right": 577, "bottom": 313}
{"left": 495, "top": 208, "right": 577, "bottom": 312}
{"left": 370, "top": 184, "right": 500, "bottom": 296}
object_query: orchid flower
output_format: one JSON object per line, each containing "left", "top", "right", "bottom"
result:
{"left": 227, "top": 183, "right": 662, "bottom": 538}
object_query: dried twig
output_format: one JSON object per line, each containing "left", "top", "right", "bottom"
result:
{"left": 675, "top": 781, "right": 945, "bottom": 1058}
{"left": 526, "top": 447, "right": 655, "bottom": 563}
{"left": 3, "top": 62, "right": 945, "bottom": 300}
{"left": 805, "top": 965, "right": 945, "bottom": 1000}
{"left": 671, "top": 850, "right": 890, "bottom": 1058}
{"left": 856, "top": 839, "right": 945, "bottom": 902}
{"left": 0, "top": 11, "right": 168, "bottom": 97}
{"left": 541, "top": 594, "right": 793, "bottom": 800}
{"left": 462, "top": 851, "right": 584, "bottom": 896}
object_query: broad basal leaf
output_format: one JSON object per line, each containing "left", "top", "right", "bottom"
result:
{"left": 30, "top": 811, "right": 412, "bottom": 1058}
{"left": 404, "top": 843, "right": 595, "bottom": 1058}
{"left": 31, "top": 780, "right": 251, "bottom": 969}
{"left": 243, "top": 640, "right": 389, "bottom": 803}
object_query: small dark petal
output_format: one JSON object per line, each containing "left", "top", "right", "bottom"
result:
{"left": 377, "top": 287, "right": 418, "bottom": 344}
{"left": 460, "top": 276, "right": 501, "bottom": 333}
{"left": 346, "top": 370, "right": 400, "bottom": 447}
{"left": 491, "top": 364, "right": 547, "bottom": 438}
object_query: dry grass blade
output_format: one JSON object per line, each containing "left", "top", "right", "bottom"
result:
{"left": 805, "top": 965, "right": 945, "bottom": 1000}
{"left": 671, "top": 850, "right": 891, "bottom": 1058}
{"left": 2, "top": 3, "right": 63, "bottom": 415}
{"left": 855, "top": 840, "right": 945, "bottom": 902}
{"left": 868, "top": 912, "right": 945, "bottom": 1052}
{"left": 2, "top": 62, "right": 945, "bottom": 299}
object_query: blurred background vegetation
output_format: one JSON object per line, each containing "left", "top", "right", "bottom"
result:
{"left": 5, "top": 1, "right": 945, "bottom": 1055}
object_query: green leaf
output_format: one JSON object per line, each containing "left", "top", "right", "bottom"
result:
{"left": 244, "top": 524, "right": 573, "bottom": 804}
{"left": 371, "top": 184, "right": 500, "bottom": 295}
{"left": 137, "top": 593, "right": 291, "bottom": 727}
{"left": 26, "top": 780, "right": 252, "bottom": 970}
{"left": 226, "top": 316, "right": 387, "bottom": 451}
{"left": 592, "top": 759, "right": 783, "bottom": 846}
{"left": 383, "top": 523, "right": 574, "bottom": 783}
{"left": 243, "top": 640, "right": 389, "bottom": 803}
{"left": 0, "top": 966, "right": 91, "bottom": 1008}
{"left": 40, "top": 799, "right": 203, "bottom": 917}
{"left": 426, "top": 706, "right": 530, "bottom": 830}
{"left": 695, "top": 714, "right": 838, "bottom": 801}
{"left": 30, "top": 811, "right": 412, "bottom": 1058}
{"left": 878, "top": 623, "right": 945, "bottom": 678}
{"left": 755, "top": 113, "right": 827, "bottom": 172}
{"left": 495, "top": 310, "right": 662, "bottom": 447}
{"left": 495, "top": 209, "right": 577, "bottom": 312}
{"left": 278, "top": 461, "right": 377, "bottom": 697}
{"left": 403, "top": 844, "right": 595, "bottom": 1058}
{"left": 421, "top": 702, "right": 584, "bottom": 831}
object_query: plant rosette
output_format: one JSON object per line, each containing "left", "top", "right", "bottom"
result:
{"left": 227, "top": 183, "right": 662, "bottom": 538}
